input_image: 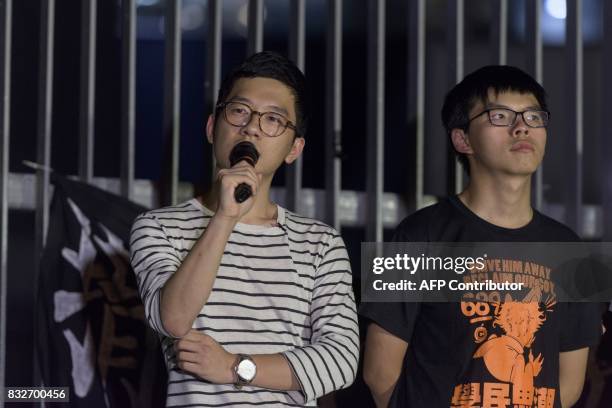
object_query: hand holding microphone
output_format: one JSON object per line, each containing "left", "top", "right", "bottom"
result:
{"left": 229, "top": 141, "right": 260, "bottom": 203}
{"left": 215, "top": 141, "right": 261, "bottom": 221}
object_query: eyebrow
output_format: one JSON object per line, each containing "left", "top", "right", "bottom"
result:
{"left": 484, "top": 103, "right": 543, "bottom": 111}
{"left": 229, "top": 96, "right": 290, "bottom": 116}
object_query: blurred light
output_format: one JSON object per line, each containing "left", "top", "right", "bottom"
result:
{"left": 182, "top": 3, "right": 205, "bottom": 31}
{"left": 157, "top": 16, "right": 165, "bottom": 35}
{"left": 237, "top": 2, "right": 248, "bottom": 29}
{"left": 236, "top": 1, "right": 268, "bottom": 35}
{"left": 545, "top": 0, "right": 567, "bottom": 20}
{"left": 137, "top": 0, "right": 160, "bottom": 6}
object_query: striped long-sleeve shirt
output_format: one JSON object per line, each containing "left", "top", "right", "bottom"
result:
{"left": 129, "top": 198, "right": 359, "bottom": 407}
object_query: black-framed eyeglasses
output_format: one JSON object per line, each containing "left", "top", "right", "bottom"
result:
{"left": 216, "top": 101, "right": 297, "bottom": 138}
{"left": 467, "top": 108, "right": 550, "bottom": 128}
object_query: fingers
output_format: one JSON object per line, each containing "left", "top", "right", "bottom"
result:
{"left": 176, "top": 350, "right": 200, "bottom": 364}
{"left": 217, "top": 166, "right": 258, "bottom": 185}
{"left": 231, "top": 160, "right": 255, "bottom": 170}
{"left": 175, "top": 330, "right": 213, "bottom": 349}
{"left": 177, "top": 360, "right": 200, "bottom": 374}
{"left": 181, "top": 329, "right": 207, "bottom": 342}
{"left": 172, "top": 331, "right": 234, "bottom": 384}
{"left": 217, "top": 166, "right": 259, "bottom": 196}
{"left": 174, "top": 334, "right": 211, "bottom": 373}
{"left": 174, "top": 334, "right": 208, "bottom": 372}
{"left": 174, "top": 336, "right": 202, "bottom": 374}
{"left": 175, "top": 339, "right": 198, "bottom": 353}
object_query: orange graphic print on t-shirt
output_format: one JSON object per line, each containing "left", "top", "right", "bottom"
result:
{"left": 451, "top": 259, "right": 558, "bottom": 408}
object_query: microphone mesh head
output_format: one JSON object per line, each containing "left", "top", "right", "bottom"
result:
{"left": 229, "top": 141, "right": 260, "bottom": 167}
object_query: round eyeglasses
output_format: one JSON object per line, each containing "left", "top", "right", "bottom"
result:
{"left": 467, "top": 108, "right": 550, "bottom": 128}
{"left": 217, "top": 101, "right": 297, "bottom": 137}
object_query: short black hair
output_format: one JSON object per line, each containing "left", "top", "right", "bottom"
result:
{"left": 216, "top": 51, "right": 308, "bottom": 137}
{"left": 441, "top": 65, "right": 548, "bottom": 174}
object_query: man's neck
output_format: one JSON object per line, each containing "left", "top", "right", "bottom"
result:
{"left": 458, "top": 172, "right": 534, "bottom": 229}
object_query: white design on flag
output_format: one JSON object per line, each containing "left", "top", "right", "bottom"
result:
{"left": 61, "top": 199, "right": 96, "bottom": 275}
{"left": 95, "top": 223, "right": 129, "bottom": 261}
{"left": 53, "top": 199, "right": 97, "bottom": 397}
{"left": 53, "top": 196, "right": 150, "bottom": 405}
{"left": 53, "top": 290, "right": 85, "bottom": 322}
{"left": 62, "top": 326, "right": 96, "bottom": 397}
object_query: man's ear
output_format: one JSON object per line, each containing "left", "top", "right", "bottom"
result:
{"left": 206, "top": 114, "right": 215, "bottom": 145}
{"left": 285, "top": 137, "right": 305, "bottom": 164}
{"left": 450, "top": 128, "right": 473, "bottom": 155}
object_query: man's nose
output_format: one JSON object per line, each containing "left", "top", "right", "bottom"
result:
{"left": 241, "top": 112, "right": 262, "bottom": 137}
{"left": 511, "top": 113, "right": 529, "bottom": 137}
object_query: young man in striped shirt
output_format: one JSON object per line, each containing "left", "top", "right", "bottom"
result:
{"left": 130, "top": 51, "right": 358, "bottom": 407}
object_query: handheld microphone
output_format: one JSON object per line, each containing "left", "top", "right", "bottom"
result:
{"left": 229, "top": 141, "right": 260, "bottom": 203}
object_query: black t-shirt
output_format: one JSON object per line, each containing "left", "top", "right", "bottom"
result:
{"left": 360, "top": 196, "right": 601, "bottom": 408}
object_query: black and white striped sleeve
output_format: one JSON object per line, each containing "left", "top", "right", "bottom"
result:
{"left": 129, "top": 213, "right": 181, "bottom": 338}
{"left": 282, "top": 233, "right": 359, "bottom": 403}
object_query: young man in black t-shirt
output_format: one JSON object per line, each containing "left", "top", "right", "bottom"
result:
{"left": 360, "top": 66, "right": 601, "bottom": 408}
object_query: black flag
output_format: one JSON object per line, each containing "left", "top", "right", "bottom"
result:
{"left": 36, "top": 173, "right": 166, "bottom": 407}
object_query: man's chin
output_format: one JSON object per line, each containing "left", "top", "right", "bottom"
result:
{"left": 505, "top": 160, "right": 542, "bottom": 177}
{"left": 514, "top": 167, "right": 539, "bottom": 177}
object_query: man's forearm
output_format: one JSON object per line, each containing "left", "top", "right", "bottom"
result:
{"left": 560, "top": 385, "right": 582, "bottom": 408}
{"left": 559, "top": 347, "right": 589, "bottom": 408}
{"left": 160, "top": 214, "right": 236, "bottom": 337}
{"left": 365, "top": 372, "right": 397, "bottom": 408}
{"left": 363, "top": 323, "right": 407, "bottom": 407}
{"left": 249, "top": 354, "right": 301, "bottom": 391}
{"left": 371, "top": 387, "right": 394, "bottom": 408}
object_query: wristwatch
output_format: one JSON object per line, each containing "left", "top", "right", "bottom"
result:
{"left": 233, "top": 354, "right": 257, "bottom": 389}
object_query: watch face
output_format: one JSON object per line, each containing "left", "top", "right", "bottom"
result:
{"left": 238, "top": 359, "right": 257, "bottom": 381}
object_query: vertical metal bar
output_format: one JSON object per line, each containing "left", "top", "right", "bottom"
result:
{"left": 447, "top": 0, "right": 464, "bottom": 195}
{"left": 205, "top": 0, "right": 222, "bottom": 107}
{"left": 565, "top": 0, "right": 582, "bottom": 232}
{"left": 79, "top": 0, "right": 96, "bottom": 182}
{"left": 0, "top": 1, "right": 11, "bottom": 403}
{"left": 490, "top": 0, "right": 507, "bottom": 65}
{"left": 35, "top": 0, "right": 55, "bottom": 391}
{"left": 366, "top": 0, "right": 385, "bottom": 242}
{"left": 325, "top": 0, "right": 341, "bottom": 230}
{"left": 120, "top": 0, "right": 136, "bottom": 200}
{"left": 247, "top": 0, "right": 263, "bottom": 56}
{"left": 163, "top": 0, "right": 181, "bottom": 205}
{"left": 205, "top": 0, "right": 221, "bottom": 182}
{"left": 526, "top": 0, "right": 543, "bottom": 82}
{"left": 35, "top": 0, "right": 54, "bottom": 268}
{"left": 603, "top": 0, "right": 612, "bottom": 239}
{"left": 407, "top": 0, "right": 425, "bottom": 211}
{"left": 286, "top": 0, "right": 305, "bottom": 213}
{"left": 526, "top": 0, "right": 544, "bottom": 210}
